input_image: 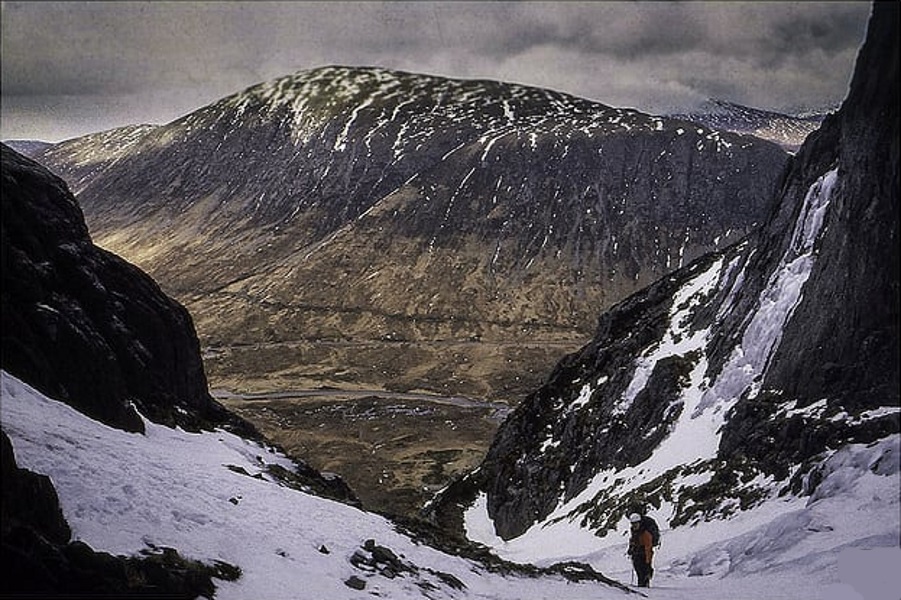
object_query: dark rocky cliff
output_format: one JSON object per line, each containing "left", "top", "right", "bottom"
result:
{"left": 718, "top": 0, "right": 900, "bottom": 476}
{"left": 757, "top": 2, "right": 899, "bottom": 409}
{"left": 2, "top": 143, "right": 241, "bottom": 434}
{"left": 430, "top": 2, "right": 899, "bottom": 542}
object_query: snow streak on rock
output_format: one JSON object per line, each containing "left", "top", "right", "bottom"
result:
{"left": 615, "top": 257, "right": 724, "bottom": 417}
{"left": 696, "top": 167, "right": 838, "bottom": 417}
{"left": 598, "top": 168, "right": 836, "bottom": 499}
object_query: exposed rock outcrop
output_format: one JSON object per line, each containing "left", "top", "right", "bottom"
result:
{"left": 2, "top": 143, "right": 238, "bottom": 433}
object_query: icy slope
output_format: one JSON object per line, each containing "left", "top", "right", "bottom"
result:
{"left": 1, "top": 370, "right": 633, "bottom": 600}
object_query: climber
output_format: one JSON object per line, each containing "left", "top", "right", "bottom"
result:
{"left": 627, "top": 512, "right": 655, "bottom": 587}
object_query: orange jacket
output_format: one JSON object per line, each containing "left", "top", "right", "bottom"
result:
{"left": 630, "top": 529, "right": 654, "bottom": 565}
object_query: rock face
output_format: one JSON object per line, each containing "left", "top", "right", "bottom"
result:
{"left": 32, "top": 68, "right": 789, "bottom": 400}
{"left": 1, "top": 143, "right": 238, "bottom": 433}
{"left": 719, "top": 0, "right": 900, "bottom": 472}
{"left": 430, "top": 2, "right": 898, "bottom": 541}
{"left": 1, "top": 431, "right": 71, "bottom": 547}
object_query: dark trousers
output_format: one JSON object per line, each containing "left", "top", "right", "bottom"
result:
{"left": 632, "top": 555, "right": 653, "bottom": 587}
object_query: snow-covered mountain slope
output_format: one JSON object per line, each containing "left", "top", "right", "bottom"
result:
{"left": 30, "top": 64, "right": 789, "bottom": 403}
{"left": 670, "top": 99, "right": 830, "bottom": 153}
{"left": 1, "top": 370, "right": 637, "bottom": 600}
{"left": 429, "top": 1, "right": 899, "bottom": 594}
{"left": 32, "top": 124, "right": 158, "bottom": 194}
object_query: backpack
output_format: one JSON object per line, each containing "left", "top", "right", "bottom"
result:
{"left": 641, "top": 515, "right": 661, "bottom": 547}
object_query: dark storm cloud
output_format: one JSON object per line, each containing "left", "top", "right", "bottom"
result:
{"left": 0, "top": 1, "right": 873, "bottom": 142}
{"left": 768, "top": 5, "right": 872, "bottom": 59}
{"left": 469, "top": 3, "right": 862, "bottom": 66}
{"left": 491, "top": 3, "right": 710, "bottom": 59}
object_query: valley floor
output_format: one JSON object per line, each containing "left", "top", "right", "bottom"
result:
{"left": 217, "top": 388, "right": 506, "bottom": 517}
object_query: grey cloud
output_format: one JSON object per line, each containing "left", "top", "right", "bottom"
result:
{"left": 480, "top": 3, "right": 746, "bottom": 64}
{"left": 0, "top": 1, "right": 873, "bottom": 142}
{"left": 763, "top": 7, "right": 870, "bottom": 69}
{"left": 2, "top": 2, "right": 275, "bottom": 95}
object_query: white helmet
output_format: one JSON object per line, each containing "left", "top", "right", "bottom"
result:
{"left": 629, "top": 513, "right": 642, "bottom": 523}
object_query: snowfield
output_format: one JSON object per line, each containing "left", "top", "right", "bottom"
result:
{"left": 2, "top": 370, "right": 898, "bottom": 599}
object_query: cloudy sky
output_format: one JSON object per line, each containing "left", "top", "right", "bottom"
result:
{"left": 1, "top": 1, "right": 872, "bottom": 142}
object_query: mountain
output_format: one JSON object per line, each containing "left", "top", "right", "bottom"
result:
{"left": 2, "top": 3, "right": 897, "bottom": 597}
{"left": 670, "top": 99, "right": 831, "bottom": 153}
{"left": 30, "top": 67, "right": 790, "bottom": 406}
{"left": 429, "top": 0, "right": 899, "bottom": 576}
{"left": 23, "top": 124, "right": 159, "bottom": 194}
{"left": 2, "top": 5, "right": 898, "bottom": 594}
{"left": 2, "top": 139, "right": 54, "bottom": 158}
